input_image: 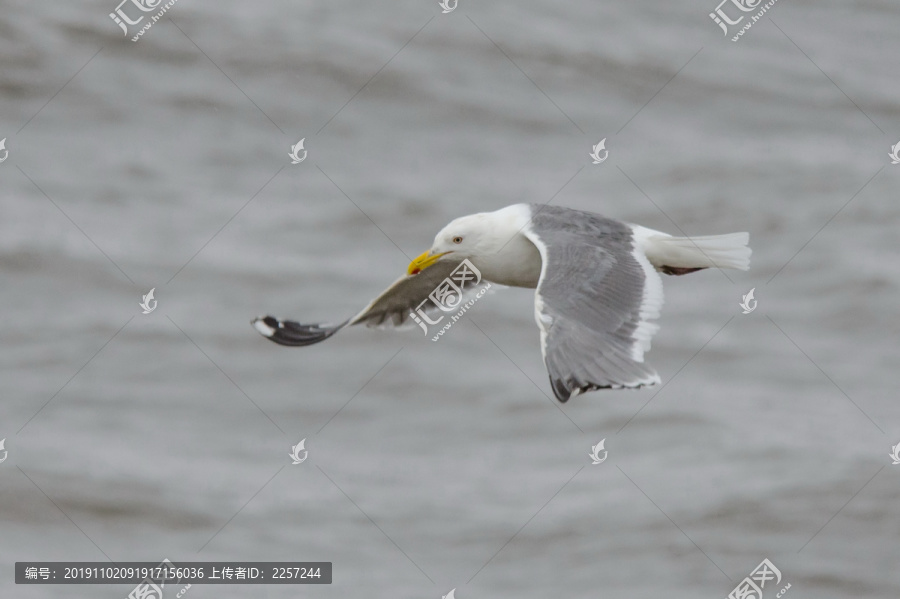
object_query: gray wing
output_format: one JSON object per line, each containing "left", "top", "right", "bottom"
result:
{"left": 522, "top": 206, "right": 663, "bottom": 402}
{"left": 252, "top": 259, "right": 472, "bottom": 346}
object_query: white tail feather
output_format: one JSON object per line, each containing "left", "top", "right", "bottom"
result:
{"left": 639, "top": 228, "right": 751, "bottom": 271}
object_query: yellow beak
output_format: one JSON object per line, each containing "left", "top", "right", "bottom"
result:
{"left": 408, "top": 250, "right": 449, "bottom": 275}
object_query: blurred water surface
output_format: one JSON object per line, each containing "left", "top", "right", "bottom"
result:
{"left": 1, "top": 1, "right": 899, "bottom": 597}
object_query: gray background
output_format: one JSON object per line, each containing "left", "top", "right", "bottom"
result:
{"left": 1, "top": 0, "right": 898, "bottom": 597}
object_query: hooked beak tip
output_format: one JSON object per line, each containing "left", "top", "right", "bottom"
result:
{"left": 407, "top": 250, "right": 449, "bottom": 275}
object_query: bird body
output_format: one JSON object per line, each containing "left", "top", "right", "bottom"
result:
{"left": 452, "top": 206, "right": 543, "bottom": 287}
{"left": 253, "top": 204, "right": 750, "bottom": 401}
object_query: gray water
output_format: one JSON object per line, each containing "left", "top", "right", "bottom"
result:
{"left": 2, "top": 0, "right": 899, "bottom": 597}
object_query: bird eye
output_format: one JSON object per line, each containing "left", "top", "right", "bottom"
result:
{"left": 452, "top": 236, "right": 463, "bottom": 244}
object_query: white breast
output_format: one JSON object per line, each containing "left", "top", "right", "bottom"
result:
{"left": 473, "top": 232, "right": 543, "bottom": 288}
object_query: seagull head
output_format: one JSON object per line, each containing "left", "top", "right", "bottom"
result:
{"left": 407, "top": 213, "right": 496, "bottom": 275}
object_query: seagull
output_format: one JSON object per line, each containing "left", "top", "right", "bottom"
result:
{"left": 252, "top": 204, "right": 750, "bottom": 402}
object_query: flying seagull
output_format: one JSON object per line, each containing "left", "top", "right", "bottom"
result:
{"left": 252, "top": 204, "right": 750, "bottom": 402}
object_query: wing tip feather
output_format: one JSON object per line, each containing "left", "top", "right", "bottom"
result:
{"left": 549, "top": 371, "right": 660, "bottom": 403}
{"left": 251, "top": 315, "right": 346, "bottom": 347}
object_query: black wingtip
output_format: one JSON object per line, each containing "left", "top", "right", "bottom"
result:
{"left": 252, "top": 316, "right": 346, "bottom": 347}
{"left": 550, "top": 377, "right": 572, "bottom": 403}
{"left": 550, "top": 377, "right": 620, "bottom": 403}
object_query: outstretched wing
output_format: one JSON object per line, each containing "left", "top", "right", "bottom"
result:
{"left": 522, "top": 205, "right": 664, "bottom": 402}
{"left": 252, "top": 259, "right": 472, "bottom": 346}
